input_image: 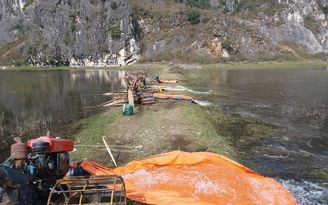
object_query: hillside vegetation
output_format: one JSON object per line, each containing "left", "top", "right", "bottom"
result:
{"left": 0, "top": 0, "right": 328, "bottom": 66}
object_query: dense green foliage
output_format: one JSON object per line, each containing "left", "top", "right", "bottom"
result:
{"left": 69, "top": 23, "right": 75, "bottom": 32}
{"left": 27, "top": 46, "right": 37, "bottom": 56}
{"left": 222, "top": 39, "right": 233, "bottom": 49}
{"left": 12, "top": 19, "right": 24, "bottom": 30}
{"left": 68, "top": 13, "right": 76, "bottom": 21}
{"left": 46, "top": 56, "right": 55, "bottom": 65}
{"left": 13, "top": 60, "right": 22, "bottom": 66}
{"left": 108, "top": 24, "right": 121, "bottom": 39}
{"left": 110, "top": 2, "right": 117, "bottom": 10}
{"left": 188, "top": 10, "right": 200, "bottom": 25}
{"left": 68, "top": 13, "right": 76, "bottom": 32}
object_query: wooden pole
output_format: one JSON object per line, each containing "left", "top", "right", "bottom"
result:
{"left": 128, "top": 89, "right": 134, "bottom": 108}
{"left": 102, "top": 136, "right": 117, "bottom": 167}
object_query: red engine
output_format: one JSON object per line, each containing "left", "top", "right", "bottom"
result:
{"left": 2, "top": 132, "right": 75, "bottom": 204}
{"left": 26, "top": 132, "right": 74, "bottom": 153}
{"left": 10, "top": 131, "right": 74, "bottom": 180}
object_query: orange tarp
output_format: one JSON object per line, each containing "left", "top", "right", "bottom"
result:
{"left": 74, "top": 151, "right": 297, "bottom": 205}
{"left": 158, "top": 79, "right": 180, "bottom": 83}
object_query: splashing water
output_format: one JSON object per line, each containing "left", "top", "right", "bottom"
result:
{"left": 160, "top": 85, "right": 210, "bottom": 94}
{"left": 197, "top": 101, "right": 213, "bottom": 106}
{"left": 277, "top": 178, "right": 328, "bottom": 205}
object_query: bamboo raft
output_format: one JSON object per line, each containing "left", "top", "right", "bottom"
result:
{"left": 103, "top": 73, "right": 156, "bottom": 107}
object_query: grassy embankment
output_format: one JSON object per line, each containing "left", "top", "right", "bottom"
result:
{"left": 66, "top": 61, "right": 328, "bottom": 167}
{"left": 67, "top": 63, "right": 237, "bottom": 166}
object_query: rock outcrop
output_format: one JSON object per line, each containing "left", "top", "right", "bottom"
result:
{"left": 1, "top": 0, "right": 140, "bottom": 66}
{"left": 132, "top": 0, "right": 328, "bottom": 62}
{"left": 0, "top": 0, "right": 27, "bottom": 46}
{"left": 1, "top": 0, "right": 328, "bottom": 66}
{"left": 251, "top": 0, "right": 328, "bottom": 54}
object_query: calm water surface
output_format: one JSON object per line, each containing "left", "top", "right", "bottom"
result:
{"left": 0, "top": 69, "right": 126, "bottom": 140}
{"left": 220, "top": 68, "right": 328, "bottom": 156}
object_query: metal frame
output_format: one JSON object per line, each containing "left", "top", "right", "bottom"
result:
{"left": 47, "top": 175, "right": 126, "bottom": 205}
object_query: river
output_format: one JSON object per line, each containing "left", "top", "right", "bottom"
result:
{"left": 0, "top": 67, "right": 327, "bottom": 204}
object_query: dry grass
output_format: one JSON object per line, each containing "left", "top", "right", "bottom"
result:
{"left": 0, "top": 36, "right": 29, "bottom": 66}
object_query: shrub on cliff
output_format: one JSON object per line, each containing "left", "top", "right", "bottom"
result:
{"left": 188, "top": 10, "right": 200, "bottom": 25}
{"left": 108, "top": 24, "right": 121, "bottom": 39}
{"left": 222, "top": 39, "right": 233, "bottom": 49}
{"left": 110, "top": 2, "right": 117, "bottom": 10}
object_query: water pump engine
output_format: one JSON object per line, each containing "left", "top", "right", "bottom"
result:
{"left": 12, "top": 132, "right": 73, "bottom": 180}
{"left": 1, "top": 132, "right": 74, "bottom": 204}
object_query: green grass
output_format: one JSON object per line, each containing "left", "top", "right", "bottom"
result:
{"left": 68, "top": 99, "right": 237, "bottom": 163}
{"left": 178, "top": 101, "right": 236, "bottom": 158}
{"left": 68, "top": 109, "right": 122, "bottom": 162}
{"left": 202, "top": 60, "right": 328, "bottom": 70}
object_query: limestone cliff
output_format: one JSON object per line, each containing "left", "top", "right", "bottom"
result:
{"left": 136, "top": 0, "right": 328, "bottom": 62}
{"left": 1, "top": 0, "right": 328, "bottom": 66}
{"left": 0, "top": 0, "right": 140, "bottom": 66}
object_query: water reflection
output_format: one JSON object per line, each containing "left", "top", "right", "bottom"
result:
{"left": 209, "top": 68, "right": 328, "bottom": 157}
{"left": 0, "top": 69, "right": 127, "bottom": 138}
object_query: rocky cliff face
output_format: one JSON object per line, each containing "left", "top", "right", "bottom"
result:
{"left": 137, "top": 0, "right": 328, "bottom": 62}
{"left": 1, "top": 0, "right": 328, "bottom": 66}
{"left": 248, "top": 0, "right": 328, "bottom": 54}
{"left": 1, "top": 0, "right": 140, "bottom": 66}
{"left": 0, "top": 0, "right": 27, "bottom": 47}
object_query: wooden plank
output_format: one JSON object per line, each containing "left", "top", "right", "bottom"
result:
{"left": 102, "top": 136, "right": 117, "bottom": 167}
{"left": 127, "top": 89, "right": 134, "bottom": 107}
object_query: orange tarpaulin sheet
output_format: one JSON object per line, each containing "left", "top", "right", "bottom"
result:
{"left": 74, "top": 151, "right": 297, "bottom": 205}
{"left": 158, "top": 79, "right": 181, "bottom": 83}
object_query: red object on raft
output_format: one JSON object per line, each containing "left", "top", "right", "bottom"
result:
{"left": 27, "top": 132, "right": 74, "bottom": 153}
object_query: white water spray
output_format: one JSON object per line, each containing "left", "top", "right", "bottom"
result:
{"left": 277, "top": 178, "right": 328, "bottom": 205}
